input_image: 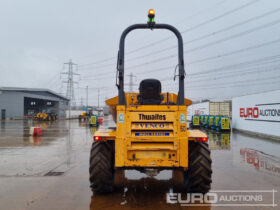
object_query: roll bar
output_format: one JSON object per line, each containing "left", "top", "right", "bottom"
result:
{"left": 117, "top": 23, "right": 185, "bottom": 105}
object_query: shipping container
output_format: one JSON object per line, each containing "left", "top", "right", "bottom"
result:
{"left": 187, "top": 101, "right": 231, "bottom": 121}
{"left": 209, "top": 101, "right": 231, "bottom": 116}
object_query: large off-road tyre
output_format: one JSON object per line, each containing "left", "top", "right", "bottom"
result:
{"left": 89, "top": 141, "right": 114, "bottom": 194}
{"left": 184, "top": 141, "right": 212, "bottom": 194}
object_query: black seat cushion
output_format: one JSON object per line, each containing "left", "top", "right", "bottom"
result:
{"left": 137, "top": 79, "right": 163, "bottom": 105}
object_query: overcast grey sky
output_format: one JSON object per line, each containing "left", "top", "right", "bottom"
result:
{"left": 1, "top": 0, "right": 280, "bottom": 106}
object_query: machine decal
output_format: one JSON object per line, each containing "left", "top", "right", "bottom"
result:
{"left": 180, "top": 113, "right": 186, "bottom": 123}
{"left": 134, "top": 123, "right": 169, "bottom": 129}
{"left": 135, "top": 132, "right": 170, "bottom": 136}
{"left": 138, "top": 114, "right": 166, "bottom": 120}
{"left": 180, "top": 125, "right": 186, "bottom": 132}
{"left": 118, "top": 113, "right": 124, "bottom": 123}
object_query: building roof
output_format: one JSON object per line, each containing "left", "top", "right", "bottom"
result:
{"left": 0, "top": 87, "right": 69, "bottom": 101}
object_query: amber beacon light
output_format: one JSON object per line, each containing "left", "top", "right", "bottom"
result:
{"left": 148, "top": 9, "right": 155, "bottom": 23}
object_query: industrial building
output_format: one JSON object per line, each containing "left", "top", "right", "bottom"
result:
{"left": 0, "top": 87, "right": 69, "bottom": 120}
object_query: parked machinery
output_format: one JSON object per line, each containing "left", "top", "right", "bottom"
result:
{"left": 217, "top": 116, "right": 231, "bottom": 131}
{"left": 207, "top": 116, "right": 215, "bottom": 129}
{"left": 34, "top": 110, "right": 57, "bottom": 121}
{"left": 190, "top": 115, "right": 200, "bottom": 128}
{"left": 200, "top": 115, "right": 205, "bottom": 126}
{"left": 190, "top": 114, "right": 230, "bottom": 132}
{"left": 89, "top": 114, "right": 99, "bottom": 127}
{"left": 79, "top": 109, "right": 93, "bottom": 122}
{"left": 79, "top": 111, "right": 87, "bottom": 122}
{"left": 214, "top": 116, "right": 220, "bottom": 130}
{"left": 203, "top": 115, "right": 209, "bottom": 128}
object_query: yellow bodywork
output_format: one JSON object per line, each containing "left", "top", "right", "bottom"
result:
{"left": 193, "top": 116, "right": 200, "bottom": 126}
{"left": 34, "top": 112, "right": 49, "bottom": 121}
{"left": 79, "top": 112, "right": 87, "bottom": 120}
{"left": 94, "top": 92, "right": 206, "bottom": 169}
{"left": 221, "top": 117, "right": 230, "bottom": 130}
{"left": 208, "top": 116, "right": 214, "bottom": 126}
{"left": 90, "top": 115, "right": 97, "bottom": 125}
{"left": 215, "top": 116, "right": 220, "bottom": 126}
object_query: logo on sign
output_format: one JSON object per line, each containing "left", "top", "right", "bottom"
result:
{"left": 138, "top": 114, "right": 166, "bottom": 120}
{"left": 240, "top": 103, "right": 280, "bottom": 122}
{"left": 180, "top": 113, "right": 186, "bottom": 123}
{"left": 118, "top": 113, "right": 124, "bottom": 123}
{"left": 135, "top": 123, "right": 168, "bottom": 129}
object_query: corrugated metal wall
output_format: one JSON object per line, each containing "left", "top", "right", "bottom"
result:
{"left": 0, "top": 90, "right": 68, "bottom": 119}
{"left": 0, "top": 91, "right": 24, "bottom": 119}
{"left": 209, "top": 102, "right": 231, "bottom": 116}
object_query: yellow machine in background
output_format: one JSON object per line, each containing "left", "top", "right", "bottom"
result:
{"left": 34, "top": 111, "right": 57, "bottom": 121}
{"left": 220, "top": 117, "right": 231, "bottom": 131}
{"left": 79, "top": 111, "right": 87, "bottom": 122}
{"left": 89, "top": 10, "right": 212, "bottom": 194}
{"left": 190, "top": 115, "right": 200, "bottom": 128}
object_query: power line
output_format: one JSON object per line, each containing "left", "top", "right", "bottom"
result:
{"left": 159, "top": 63, "right": 280, "bottom": 85}
{"left": 188, "top": 75, "right": 280, "bottom": 89}
{"left": 126, "top": 7, "right": 280, "bottom": 63}
{"left": 186, "top": 64, "right": 280, "bottom": 82}
{"left": 77, "top": 0, "right": 258, "bottom": 68}
{"left": 78, "top": 56, "right": 116, "bottom": 68}
{"left": 176, "top": 0, "right": 229, "bottom": 24}
{"left": 78, "top": 8, "right": 280, "bottom": 74}
{"left": 189, "top": 87, "right": 280, "bottom": 101}
{"left": 79, "top": 54, "right": 280, "bottom": 85}
{"left": 61, "top": 59, "right": 79, "bottom": 106}
{"left": 186, "top": 38, "right": 280, "bottom": 65}
{"left": 77, "top": 5, "right": 275, "bottom": 81}
{"left": 78, "top": 61, "right": 116, "bottom": 70}
{"left": 126, "top": 18, "right": 280, "bottom": 70}
{"left": 184, "top": 19, "right": 280, "bottom": 54}
{"left": 77, "top": 0, "right": 228, "bottom": 67}
{"left": 124, "top": 0, "right": 260, "bottom": 56}
{"left": 187, "top": 54, "right": 280, "bottom": 76}
{"left": 78, "top": 22, "right": 280, "bottom": 77}
{"left": 161, "top": 74, "right": 280, "bottom": 91}
{"left": 121, "top": 54, "right": 280, "bottom": 78}
{"left": 81, "top": 75, "right": 116, "bottom": 81}
{"left": 127, "top": 72, "right": 137, "bottom": 92}
{"left": 188, "top": 79, "right": 280, "bottom": 90}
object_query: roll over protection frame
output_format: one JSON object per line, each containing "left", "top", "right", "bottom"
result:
{"left": 116, "top": 23, "right": 185, "bottom": 105}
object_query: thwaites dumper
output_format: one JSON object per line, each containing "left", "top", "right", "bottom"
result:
{"left": 89, "top": 9, "right": 212, "bottom": 194}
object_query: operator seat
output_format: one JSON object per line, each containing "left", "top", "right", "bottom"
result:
{"left": 137, "top": 79, "right": 163, "bottom": 105}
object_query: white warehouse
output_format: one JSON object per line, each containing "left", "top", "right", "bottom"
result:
{"left": 232, "top": 89, "right": 280, "bottom": 139}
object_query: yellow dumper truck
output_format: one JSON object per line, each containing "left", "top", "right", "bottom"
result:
{"left": 89, "top": 9, "right": 212, "bottom": 194}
